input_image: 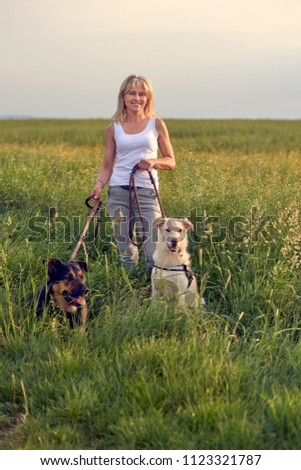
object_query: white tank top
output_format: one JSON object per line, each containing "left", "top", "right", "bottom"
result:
{"left": 110, "top": 117, "right": 159, "bottom": 188}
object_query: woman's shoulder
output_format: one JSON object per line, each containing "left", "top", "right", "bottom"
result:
{"left": 155, "top": 117, "right": 168, "bottom": 134}
{"left": 105, "top": 122, "right": 116, "bottom": 140}
{"left": 107, "top": 121, "right": 121, "bottom": 132}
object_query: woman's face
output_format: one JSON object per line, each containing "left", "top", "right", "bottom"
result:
{"left": 123, "top": 84, "right": 148, "bottom": 114}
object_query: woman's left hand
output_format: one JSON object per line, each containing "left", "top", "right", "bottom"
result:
{"left": 137, "top": 159, "right": 155, "bottom": 170}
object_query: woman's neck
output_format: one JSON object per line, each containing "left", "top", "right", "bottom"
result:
{"left": 124, "top": 111, "right": 147, "bottom": 123}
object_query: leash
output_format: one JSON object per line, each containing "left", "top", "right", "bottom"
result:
{"left": 129, "top": 163, "right": 165, "bottom": 247}
{"left": 69, "top": 195, "right": 102, "bottom": 261}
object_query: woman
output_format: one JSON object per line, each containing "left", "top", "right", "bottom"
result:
{"left": 90, "top": 74, "right": 175, "bottom": 272}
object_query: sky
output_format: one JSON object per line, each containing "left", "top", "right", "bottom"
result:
{"left": 1, "top": 0, "right": 301, "bottom": 119}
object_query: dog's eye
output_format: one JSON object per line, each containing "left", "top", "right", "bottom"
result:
{"left": 65, "top": 274, "right": 74, "bottom": 282}
{"left": 178, "top": 229, "right": 183, "bottom": 233}
{"left": 166, "top": 228, "right": 171, "bottom": 233}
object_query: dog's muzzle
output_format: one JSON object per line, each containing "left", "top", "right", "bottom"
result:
{"left": 62, "top": 288, "right": 89, "bottom": 308}
{"left": 167, "top": 240, "right": 178, "bottom": 252}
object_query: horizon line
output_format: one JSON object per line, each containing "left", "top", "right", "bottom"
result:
{"left": 1, "top": 115, "right": 300, "bottom": 121}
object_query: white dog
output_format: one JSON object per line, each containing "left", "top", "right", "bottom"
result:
{"left": 151, "top": 217, "right": 202, "bottom": 307}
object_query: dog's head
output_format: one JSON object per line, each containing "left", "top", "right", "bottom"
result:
{"left": 43, "top": 258, "right": 88, "bottom": 307}
{"left": 152, "top": 217, "right": 194, "bottom": 252}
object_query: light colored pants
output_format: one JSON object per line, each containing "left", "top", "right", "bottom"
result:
{"left": 107, "top": 186, "right": 161, "bottom": 270}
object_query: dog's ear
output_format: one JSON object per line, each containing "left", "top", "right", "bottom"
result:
{"left": 44, "top": 258, "right": 64, "bottom": 274}
{"left": 73, "top": 260, "right": 88, "bottom": 272}
{"left": 182, "top": 218, "right": 194, "bottom": 231}
{"left": 152, "top": 217, "right": 166, "bottom": 229}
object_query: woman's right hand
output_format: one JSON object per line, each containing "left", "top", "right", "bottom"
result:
{"left": 89, "top": 182, "right": 102, "bottom": 201}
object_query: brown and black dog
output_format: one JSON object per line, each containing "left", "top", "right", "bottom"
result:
{"left": 34, "top": 258, "right": 88, "bottom": 328}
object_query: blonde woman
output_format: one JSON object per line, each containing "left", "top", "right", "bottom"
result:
{"left": 90, "top": 75, "right": 175, "bottom": 272}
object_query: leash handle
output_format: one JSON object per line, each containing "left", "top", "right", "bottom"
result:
{"left": 85, "top": 195, "right": 102, "bottom": 210}
{"left": 129, "top": 163, "right": 166, "bottom": 247}
{"left": 131, "top": 163, "right": 140, "bottom": 175}
{"left": 129, "top": 168, "right": 147, "bottom": 247}
{"left": 130, "top": 163, "right": 165, "bottom": 218}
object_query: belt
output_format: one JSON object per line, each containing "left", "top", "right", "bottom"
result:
{"left": 121, "top": 185, "right": 143, "bottom": 190}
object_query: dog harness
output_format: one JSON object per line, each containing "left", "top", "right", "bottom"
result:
{"left": 153, "top": 264, "right": 195, "bottom": 288}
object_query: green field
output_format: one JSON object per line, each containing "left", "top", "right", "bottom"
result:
{"left": 0, "top": 119, "right": 301, "bottom": 449}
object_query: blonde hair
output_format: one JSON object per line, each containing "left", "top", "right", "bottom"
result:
{"left": 112, "top": 75, "right": 156, "bottom": 122}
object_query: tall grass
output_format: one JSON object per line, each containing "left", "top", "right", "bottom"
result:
{"left": 0, "top": 119, "right": 300, "bottom": 449}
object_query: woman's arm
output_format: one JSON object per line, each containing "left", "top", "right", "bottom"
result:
{"left": 90, "top": 123, "right": 115, "bottom": 200}
{"left": 137, "top": 118, "right": 176, "bottom": 171}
